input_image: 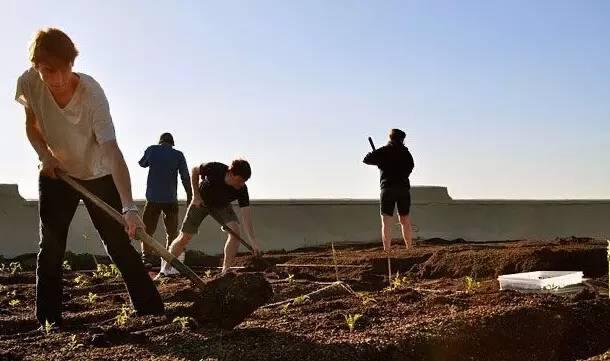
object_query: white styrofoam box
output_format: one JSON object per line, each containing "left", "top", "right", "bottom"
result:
{"left": 497, "top": 271, "right": 584, "bottom": 291}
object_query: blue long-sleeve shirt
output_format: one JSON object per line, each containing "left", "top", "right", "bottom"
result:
{"left": 139, "top": 144, "right": 192, "bottom": 203}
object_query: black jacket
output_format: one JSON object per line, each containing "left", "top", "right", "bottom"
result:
{"left": 363, "top": 142, "right": 414, "bottom": 189}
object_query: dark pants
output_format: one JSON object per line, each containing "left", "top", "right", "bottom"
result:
{"left": 37, "top": 175, "right": 164, "bottom": 326}
{"left": 141, "top": 202, "right": 179, "bottom": 257}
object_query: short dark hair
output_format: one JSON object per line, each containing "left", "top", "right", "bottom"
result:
{"left": 389, "top": 128, "right": 406, "bottom": 143}
{"left": 158, "top": 132, "right": 174, "bottom": 146}
{"left": 229, "top": 159, "right": 251, "bottom": 180}
{"left": 29, "top": 28, "right": 79, "bottom": 69}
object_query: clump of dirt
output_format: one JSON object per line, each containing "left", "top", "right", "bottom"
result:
{"left": 190, "top": 272, "right": 273, "bottom": 329}
{"left": 571, "top": 287, "right": 599, "bottom": 302}
{"left": 234, "top": 255, "right": 272, "bottom": 272}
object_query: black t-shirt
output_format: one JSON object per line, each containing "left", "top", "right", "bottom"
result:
{"left": 363, "top": 142, "right": 415, "bottom": 189}
{"left": 197, "top": 162, "right": 250, "bottom": 208}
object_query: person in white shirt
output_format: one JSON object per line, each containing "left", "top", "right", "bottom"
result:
{"left": 14, "top": 28, "right": 164, "bottom": 328}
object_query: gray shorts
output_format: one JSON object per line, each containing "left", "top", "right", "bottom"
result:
{"left": 181, "top": 205, "right": 239, "bottom": 235}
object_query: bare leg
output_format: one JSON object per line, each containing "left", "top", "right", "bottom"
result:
{"left": 381, "top": 214, "right": 394, "bottom": 251}
{"left": 221, "top": 221, "right": 241, "bottom": 272}
{"left": 399, "top": 214, "right": 412, "bottom": 249}
{"left": 168, "top": 232, "right": 193, "bottom": 258}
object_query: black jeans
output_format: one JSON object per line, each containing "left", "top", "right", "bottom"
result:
{"left": 37, "top": 175, "right": 164, "bottom": 326}
{"left": 141, "top": 202, "right": 179, "bottom": 258}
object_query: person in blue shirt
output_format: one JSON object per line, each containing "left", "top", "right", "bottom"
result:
{"left": 139, "top": 133, "right": 192, "bottom": 267}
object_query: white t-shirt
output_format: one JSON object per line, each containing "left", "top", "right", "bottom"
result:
{"left": 15, "top": 68, "right": 116, "bottom": 180}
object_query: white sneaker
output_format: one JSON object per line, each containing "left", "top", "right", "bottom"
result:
{"left": 159, "top": 252, "right": 185, "bottom": 277}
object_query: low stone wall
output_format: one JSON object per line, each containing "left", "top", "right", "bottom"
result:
{"left": 0, "top": 184, "right": 609, "bottom": 257}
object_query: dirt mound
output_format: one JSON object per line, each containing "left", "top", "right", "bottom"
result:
{"left": 190, "top": 272, "right": 273, "bottom": 329}
{"left": 415, "top": 246, "right": 607, "bottom": 279}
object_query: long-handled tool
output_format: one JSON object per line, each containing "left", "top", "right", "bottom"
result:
{"left": 57, "top": 172, "right": 207, "bottom": 290}
{"left": 58, "top": 171, "right": 274, "bottom": 329}
{"left": 367, "top": 137, "right": 393, "bottom": 284}
{"left": 207, "top": 210, "right": 256, "bottom": 254}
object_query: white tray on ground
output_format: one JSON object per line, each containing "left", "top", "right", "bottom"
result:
{"left": 498, "top": 271, "right": 584, "bottom": 291}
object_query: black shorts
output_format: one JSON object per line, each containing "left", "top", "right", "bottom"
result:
{"left": 380, "top": 187, "right": 411, "bottom": 216}
{"left": 181, "top": 205, "right": 239, "bottom": 235}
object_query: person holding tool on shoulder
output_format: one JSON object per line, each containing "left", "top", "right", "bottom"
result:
{"left": 364, "top": 129, "right": 415, "bottom": 250}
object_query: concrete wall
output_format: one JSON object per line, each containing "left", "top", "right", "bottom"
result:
{"left": 1, "top": 184, "right": 609, "bottom": 257}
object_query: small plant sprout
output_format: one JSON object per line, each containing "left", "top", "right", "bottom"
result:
{"left": 8, "top": 290, "right": 17, "bottom": 298}
{"left": 0, "top": 285, "right": 7, "bottom": 292}
{"left": 68, "top": 334, "right": 84, "bottom": 350}
{"left": 344, "top": 313, "right": 363, "bottom": 332}
{"left": 44, "top": 320, "right": 55, "bottom": 335}
{"left": 287, "top": 274, "right": 295, "bottom": 284}
{"left": 204, "top": 270, "right": 213, "bottom": 278}
{"left": 74, "top": 273, "right": 89, "bottom": 288}
{"left": 292, "top": 295, "right": 310, "bottom": 306}
{"left": 464, "top": 276, "right": 481, "bottom": 292}
{"left": 9, "top": 299, "right": 20, "bottom": 307}
{"left": 386, "top": 271, "right": 410, "bottom": 291}
{"left": 172, "top": 316, "right": 196, "bottom": 331}
{"left": 62, "top": 260, "right": 72, "bottom": 271}
{"left": 280, "top": 303, "right": 290, "bottom": 315}
{"left": 358, "top": 292, "right": 377, "bottom": 306}
{"left": 0, "top": 263, "right": 6, "bottom": 272}
{"left": 9, "top": 262, "right": 22, "bottom": 275}
{"left": 109, "top": 264, "right": 121, "bottom": 278}
{"left": 87, "top": 292, "right": 98, "bottom": 304}
{"left": 93, "top": 263, "right": 122, "bottom": 279}
{"left": 115, "top": 304, "right": 135, "bottom": 327}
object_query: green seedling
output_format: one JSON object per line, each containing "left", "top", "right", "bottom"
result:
{"left": 62, "top": 260, "right": 72, "bottom": 271}
{"left": 292, "top": 295, "right": 310, "bottom": 305}
{"left": 115, "top": 304, "right": 135, "bottom": 327}
{"left": 68, "top": 334, "right": 84, "bottom": 350}
{"left": 73, "top": 273, "right": 89, "bottom": 288}
{"left": 0, "top": 263, "right": 6, "bottom": 272}
{"left": 7, "top": 290, "right": 17, "bottom": 298}
{"left": 287, "top": 274, "right": 295, "bottom": 284}
{"left": 204, "top": 270, "right": 213, "bottom": 278}
{"left": 344, "top": 313, "right": 363, "bottom": 332}
{"left": 280, "top": 303, "right": 290, "bottom": 315}
{"left": 357, "top": 292, "right": 377, "bottom": 305}
{"left": 464, "top": 276, "right": 481, "bottom": 292}
{"left": 109, "top": 264, "right": 121, "bottom": 277}
{"left": 385, "top": 271, "right": 410, "bottom": 291}
{"left": 44, "top": 320, "right": 55, "bottom": 335}
{"left": 9, "top": 262, "right": 22, "bottom": 275}
{"left": 9, "top": 299, "right": 20, "bottom": 307}
{"left": 93, "top": 264, "right": 121, "bottom": 279}
{"left": 0, "top": 285, "right": 7, "bottom": 292}
{"left": 172, "top": 316, "right": 197, "bottom": 331}
{"left": 86, "top": 292, "right": 98, "bottom": 304}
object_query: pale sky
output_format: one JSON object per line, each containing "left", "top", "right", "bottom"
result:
{"left": 1, "top": 0, "right": 609, "bottom": 200}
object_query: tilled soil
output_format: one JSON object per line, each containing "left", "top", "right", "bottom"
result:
{"left": 0, "top": 238, "right": 609, "bottom": 361}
